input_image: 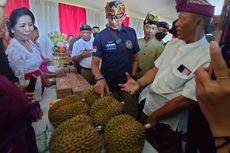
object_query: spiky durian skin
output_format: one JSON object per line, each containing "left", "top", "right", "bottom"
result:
{"left": 68, "top": 114, "right": 93, "bottom": 125}
{"left": 49, "top": 116, "right": 102, "bottom": 153}
{"left": 49, "top": 94, "right": 83, "bottom": 118}
{"left": 49, "top": 101, "right": 89, "bottom": 128}
{"left": 104, "top": 114, "right": 145, "bottom": 153}
{"left": 89, "top": 96, "right": 123, "bottom": 126}
{"left": 81, "top": 86, "right": 100, "bottom": 107}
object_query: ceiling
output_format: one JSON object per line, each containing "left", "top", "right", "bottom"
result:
{"left": 57, "top": 0, "right": 178, "bottom": 23}
{"left": 56, "top": 0, "right": 224, "bottom": 24}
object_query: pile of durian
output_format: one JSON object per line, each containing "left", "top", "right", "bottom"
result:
{"left": 48, "top": 86, "right": 146, "bottom": 153}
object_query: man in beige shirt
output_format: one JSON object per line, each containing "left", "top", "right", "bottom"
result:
{"left": 136, "top": 14, "right": 164, "bottom": 79}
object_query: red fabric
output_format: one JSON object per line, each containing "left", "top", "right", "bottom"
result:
{"left": 24, "top": 70, "right": 41, "bottom": 80}
{"left": 122, "top": 16, "right": 129, "bottom": 27}
{"left": 5, "top": 0, "right": 30, "bottom": 18}
{"left": 59, "top": 3, "right": 86, "bottom": 36}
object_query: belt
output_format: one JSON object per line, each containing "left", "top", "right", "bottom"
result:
{"left": 80, "top": 66, "right": 91, "bottom": 71}
{"left": 24, "top": 70, "right": 41, "bottom": 80}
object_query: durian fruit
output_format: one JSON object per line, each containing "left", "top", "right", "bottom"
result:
{"left": 89, "top": 96, "right": 123, "bottom": 126}
{"left": 104, "top": 114, "right": 145, "bottom": 153}
{"left": 69, "top": 114, "right": 93, "bottom": 125}
{"left": 49, "top": 115, "right": 102, "bottom": 153}
{"left": 49, "top": 101, "right": 89, "bottom": 127}
{"left": 49, "top": 94, "right": 82, "bottom": 118}
{"left": 81, "top": 86, "right": 100, "bottom": 107}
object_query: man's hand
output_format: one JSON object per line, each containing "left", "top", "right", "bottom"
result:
{"left": 145, "top": 113, "right": 158, "bottom": 127}
{"left": 195, "top": 41, "right": 230, "bottom": 136}
{"left": 15, "top": 83, "right": 35, "bottom": 102}
{"left": 81, "top": 50, "right": 91, "bottom": 58}
{"left": 119, "top": 72, "right": 140, "bottom": 95}
{"left": 195, "top": 42, "right": 230, "bottom": 136}
{"left": 25, "top": 92, "right": 35, "bottom": 102}
{"left": 94, "top": 79, "right": 110, "bottom": 97}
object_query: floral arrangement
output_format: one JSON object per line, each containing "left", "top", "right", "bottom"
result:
{"left": 48, "top": 32, "right": 67, "bottom": 47}
{"left": 48, "top": 32, "right": 68, "bottom": 67}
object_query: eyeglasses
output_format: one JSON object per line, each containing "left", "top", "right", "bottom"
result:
{"left": 107, "top": 14, "right": 124, "bottom": 21}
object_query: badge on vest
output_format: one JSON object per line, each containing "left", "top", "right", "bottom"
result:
{"left": 125, "top": 40, "right": 133, "bottom": 49}
{"left": 106, "top": 41, "right": 117, "bottom": 51}
{"left": 177, "top": 64, "right": 191, "bottom": 76}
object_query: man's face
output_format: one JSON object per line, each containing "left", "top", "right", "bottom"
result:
{"left": 143, "top": 23, "right": 157, "bottom": 39}
{"left": 92, "top": 27, "right": 100, "bottom": 34}
{"left": 176, "top": 12, "right": 199, "bottom": 43}
{"left": 107, "top": 13, "right": 125, "bottom": 30}
{"left": 157, "top": 27, "right": 168, "bottom": 35}
{"left": 80, "top": 30, "right": 91, "bottom": 41}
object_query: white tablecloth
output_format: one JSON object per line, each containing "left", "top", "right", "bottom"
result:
{"left": 32, "top": 86, "right": 56, "bottom": 153}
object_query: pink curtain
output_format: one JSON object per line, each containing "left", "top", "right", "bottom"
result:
{"left": 59, "top": 3, "right": 86, "bottom": 36}
{"left": 123, "top": 16, "right": 130, "bottom": 27}
{"left": 5, "top": 0, "right": 29, "bottom": 18}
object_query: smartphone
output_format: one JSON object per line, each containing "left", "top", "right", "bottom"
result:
{"left": 27, "top": 75, "right": 37, "bottom": 92}
{"left": 211, "top": 4, "right": 230, "bottom": 80}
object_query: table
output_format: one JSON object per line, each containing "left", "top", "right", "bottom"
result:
{"left": 32, "top": 86, "right": 158, "bottom": 153}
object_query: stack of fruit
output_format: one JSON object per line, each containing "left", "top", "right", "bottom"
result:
{"left": 49, "top": 32, "right": 68, "bottom": 67}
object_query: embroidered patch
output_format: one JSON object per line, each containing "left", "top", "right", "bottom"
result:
{"left": 106, "top": 41, "right": 117, "bottom": 51}
{"left": 125, "top": 40, "right": 133, "bottom": 49}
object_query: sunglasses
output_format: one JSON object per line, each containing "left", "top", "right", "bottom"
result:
{"left": 107, "top": 14, "right": 125, "bottom": 21}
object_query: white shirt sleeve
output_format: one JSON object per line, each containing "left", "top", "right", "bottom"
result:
{"left": 71, "top": 40, "right": 82, "bottom": 58}
{"left": 7, "top": 46, "right": 26, "bottom": 84}
{"left": 182, "top": 78, "right": 196, "bottom": 101}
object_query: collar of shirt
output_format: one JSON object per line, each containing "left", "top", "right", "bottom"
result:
{"left": 178, "top": 36, "right": 208, "bottom": 51}
{"left": 106, "top": 25, "right": 128, "bottom": 33}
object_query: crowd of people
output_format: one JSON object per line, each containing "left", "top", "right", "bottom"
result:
{"left": 0, "top": 0, "right": 230, "bottom": 152}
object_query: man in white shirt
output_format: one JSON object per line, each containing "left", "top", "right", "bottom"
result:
{"left": 71, "top": 24, "right": 95, "bottom": 84}
{"left": 119, "top": 0, "right": 215, "bottom": 131}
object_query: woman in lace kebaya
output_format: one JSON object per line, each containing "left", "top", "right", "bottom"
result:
{"left": 6, "top": 7, "right": 43, "bottom": 101}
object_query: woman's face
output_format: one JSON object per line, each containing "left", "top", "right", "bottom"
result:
{"left": 12, "top": 15, "right": 34, "bottom": 41}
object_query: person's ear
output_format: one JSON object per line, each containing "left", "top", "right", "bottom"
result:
{"left": 196, "top": 18, "right": 202, "bottom": 27}
{"left": 194, "top": 15, "right": 203, "bottom": 28}
{"left": 122, "top": 13, "right": 127, "bottom": 20}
